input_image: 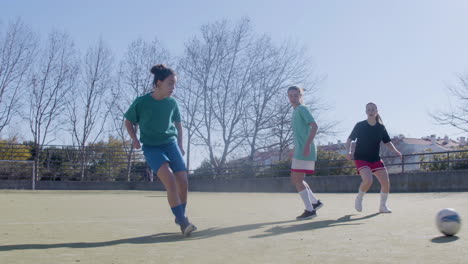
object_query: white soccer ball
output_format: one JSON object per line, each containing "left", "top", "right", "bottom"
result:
{"left": 436, "top": 208, "right": 461, "bottom": 236}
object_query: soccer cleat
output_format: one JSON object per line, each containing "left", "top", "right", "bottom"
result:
{"left": 174, "top": 217, "right": 197, "bottom": 231}
{"left": 355, "top": 196, "right": 363, "bottom": 212}
{"left": 177, "top": 216, "right": 197, "bottom": 234}
{"left": 312, "top": 200, "right": 324, "bottom": 211}
{"left": 175, "top": 217, "right": 198, "bottom": 231}
{"left": 296, "top": 210, "right": 317, "bottom": 220}
{"left": 379, "top": 205, "right": 392, "bottom": 213}
{"left": 180, "top": 222, "right": 196, "bottom": 237}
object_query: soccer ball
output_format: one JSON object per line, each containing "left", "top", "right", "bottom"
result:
{"left": 436, "top": 208, "right": 461, "bottom": 236}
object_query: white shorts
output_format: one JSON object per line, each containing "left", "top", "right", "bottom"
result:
{"left": 291, "top": 159, "right": 315, "bottom": 174}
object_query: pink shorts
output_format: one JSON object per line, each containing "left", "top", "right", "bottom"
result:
{"left": 354, "top": 160, "right": 386, "bottom": 174}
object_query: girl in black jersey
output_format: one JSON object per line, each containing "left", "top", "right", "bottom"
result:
{"left": 345, "top": 102, "right": 402, "bottom": 213}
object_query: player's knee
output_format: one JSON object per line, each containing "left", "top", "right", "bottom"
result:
{"left": 165, "top": 180, "right": 178, "bottom": 193}
{"left": 178, "top": 179, "right": 188, "bottom": 190}
{"left": 158, "top": 163, "right": 178, "bottom": 191}
{"left": 362, "top": 178, "right": 373, "bottom": 186}
{"left": 381, "top": 181, "right": 390, "bottom": 190}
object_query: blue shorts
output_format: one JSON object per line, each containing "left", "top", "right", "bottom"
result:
{"left": 142, "top": 141, "right": 187, "bottom": 173}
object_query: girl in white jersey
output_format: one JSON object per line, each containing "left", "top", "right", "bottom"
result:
{"left": 288, "top": 86, "right": 323, "bottom": 220}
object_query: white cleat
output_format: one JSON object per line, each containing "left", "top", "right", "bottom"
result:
{"left": 355, "top": 196, "right": 363, "bottom": 212}
{"left": 379, "top": 205, "right": 392, "bottom": 213}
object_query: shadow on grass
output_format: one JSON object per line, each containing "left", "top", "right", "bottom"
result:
{"left": 189, "top": 213, "right": 380, "bottom": 239}
{"left": 0, "top": 213, "right": 380, "bottom": 251}
{"left": 249, "top": 213, "right": 380, "bottom": 238}
{"left": 431, "top": 235, "right": 459, "bottom": 243}
{"left": 0, "top": 233, "right": 184, "bottom": 251}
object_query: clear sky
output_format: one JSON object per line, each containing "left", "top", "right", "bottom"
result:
{"left": 2, "top": 0, "right": 468, "bottom": 145}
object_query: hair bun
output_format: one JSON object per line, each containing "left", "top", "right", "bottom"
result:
{"left": 150, "top": 64, "right": 166, "bottom": 74}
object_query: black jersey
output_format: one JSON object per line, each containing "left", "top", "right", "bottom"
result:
{"left": 349, "top": 120, "right": 391, "bottom": 162}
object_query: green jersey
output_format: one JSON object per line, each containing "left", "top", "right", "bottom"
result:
{"left": 292, "top": 104, "right": 317, "bottom": 161}
{"left": 124, "top": 93, "right": 181, "bottom": 146}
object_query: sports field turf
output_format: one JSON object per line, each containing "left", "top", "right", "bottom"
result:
{"left": 0, "top": 190, "right": 466, "bottom": 264}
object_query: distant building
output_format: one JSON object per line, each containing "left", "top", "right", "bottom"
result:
{"left": 321, "top": 134, "right": 466, "bottom": 172}
{"left": 237, "top": 148, "right": 291, "bottom": 166}
{"left": 320, "top": 140, "right": 349, "bottom": 155}
{"left": 386, "top": 134, "right": 464, "bottom": 172}
{"left": 235, "top": 134, "right": 467, "bottom": 172}
{"left": 391, "top": 134, "right": 461, "bottom": 153}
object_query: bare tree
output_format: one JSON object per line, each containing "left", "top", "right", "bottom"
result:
{"left": 120, "top": 38, "right": 171, "bottom": 101}
{"left": 111, "top": 38, "right": 171, "bottom": 137}
{"left": 110, "top": 38, "right": 171, "bottom": 181}
{"left": 0, "top": 19, "right": 37, "bottom": 134}
{"left": 27, "top": 31, "right": 78, "bottom": 179}
{"left": 179, "top": 18, "right": 255, "bottom": 175}
{"left": 271, "top": 98, "right": 295, "bottom": 162}
{"left": 66, "top": 39, "right": 113, "bottom": 180}
{"left": 179, "top": 18, "right": 335, "bottom": 173}
{"left": 174, "top": 61, "right": 203, "bottom": 170}
{"left": 432, "top": 74, "right": 468, "bottom": 133}
{"left": 69, "top": 39, "right": 113, "bottom": 146}
{"left": 109, "top": 67, "right": 135, "bottom": 181}
{"left": 243, "top": 37, "right": 318, "bottom": 162}
{"left": 177, "top": 31, "right": 219, "bottom": 174}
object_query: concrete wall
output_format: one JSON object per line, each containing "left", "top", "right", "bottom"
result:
{"left": 187, "top": 170, "right": 468, "bottom": 193}
{"left": 1, "top": 170, "right": 468, "bottom": 192}
{"left": 0, "top": 181, "right": 166, "bottom": 191}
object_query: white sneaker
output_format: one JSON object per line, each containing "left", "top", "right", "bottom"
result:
{"left": 379, "top": 205, "right": 392, "bottom": 213}
{"left": 355, "top": 196, "right": 363, "bottom": 212}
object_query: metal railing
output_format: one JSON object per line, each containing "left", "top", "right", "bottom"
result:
{"left": 0, "top": 144, "right": 151, "bottom": 182}
{"left": 188, "top": 150, "right": 468, "bottom": 179}
{"left": 1, "top": 143, "right": 468, "bottom": 181}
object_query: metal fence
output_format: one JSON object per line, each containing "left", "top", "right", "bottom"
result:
{"left": 0, "top": 143, "right": 151, "bottom": 183}
{"left": 1, "top": 143, "right": 468, "bottom": 182}
{"left": 188, "top": 149, "right": 468, "bottom": 179}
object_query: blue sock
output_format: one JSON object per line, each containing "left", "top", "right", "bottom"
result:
{"left": 171, "top": 204, "right": 187, "bottom": 225}
{"left": 182, "top": 203, "right": 187, "bottom": 216}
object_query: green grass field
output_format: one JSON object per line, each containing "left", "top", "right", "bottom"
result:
{"left": 0, "top": 190, "right": 466, "bottom": 264}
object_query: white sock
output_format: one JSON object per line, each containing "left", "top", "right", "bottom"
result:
{"left": 306, "top": 187, "right": 319, "bottom": 204}
{"left": 380, "top": 192, "right": 389, "bottom": 207}
{"left": 299, "top": 189, "right": 314, "bottom": 211}
{"left": 357, "top": 190, "right": 365, "bottom": 199}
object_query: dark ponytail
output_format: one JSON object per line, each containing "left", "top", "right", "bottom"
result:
{"left": 376, "top": 113, "right": 383, "bottom": 124}
{"left": 150, "top": 64, "right": 175, "bottom": 87}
